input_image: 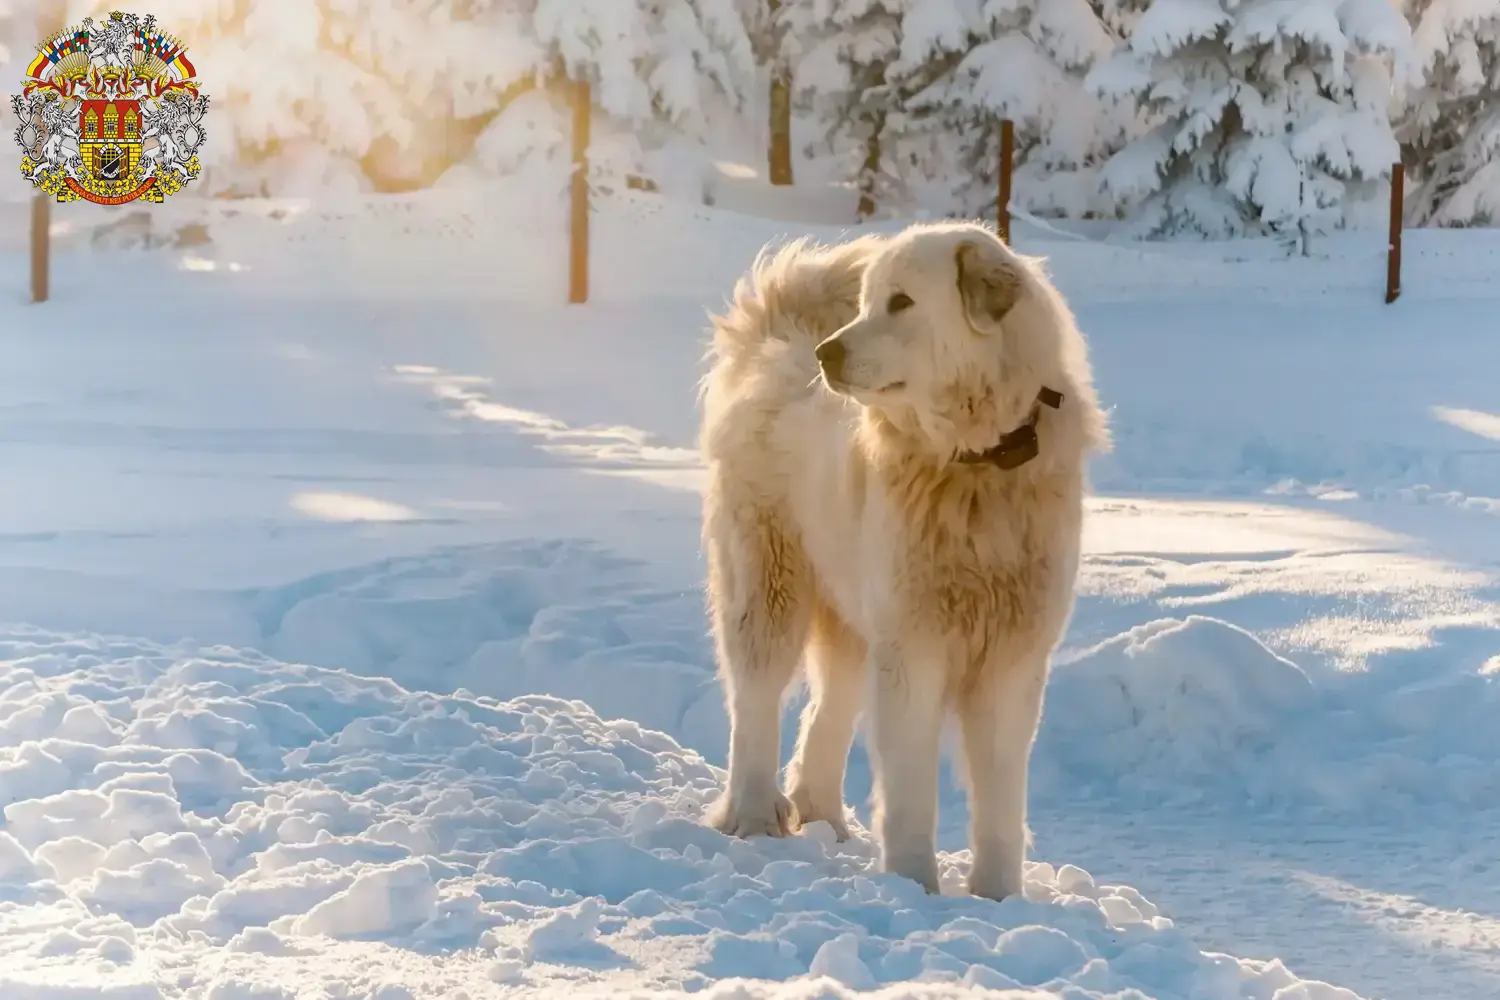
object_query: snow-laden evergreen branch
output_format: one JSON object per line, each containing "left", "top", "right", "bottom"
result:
{"left": 1090, "top": 0, "right": 1411, "bottom": 241}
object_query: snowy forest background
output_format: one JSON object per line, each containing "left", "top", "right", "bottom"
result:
{"left": 1, "top": 0, "right": 1499, "bottom": 240}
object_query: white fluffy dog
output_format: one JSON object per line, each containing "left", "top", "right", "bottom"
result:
{"left": 696, "top": 221, "right": 1109, "bottom": 900}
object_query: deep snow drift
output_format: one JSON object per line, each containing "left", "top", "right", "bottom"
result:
{"left": 0, "top": 628, "right": 1363, "bottom": 1000}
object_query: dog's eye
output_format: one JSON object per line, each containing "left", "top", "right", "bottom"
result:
{"left": 887, "top": 292, "right": 914, "bottom": 314}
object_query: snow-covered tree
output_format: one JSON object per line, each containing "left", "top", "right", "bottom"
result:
{"left": 783, "top": 0, "right": 1151, "bottom": 221}
{"left": 1, "top": 0, "right": 37, "bottom": 94}
{"left": 783, "top": 0, "right": 923, "bottom": 219}
{"left": 528, "top": 0, "right": 756, "bottom": 139}
{"left": 59, "top": 0, "right": 756, "bottom": 197}
{"left": 466, "top": 0, "right": 759, "bottom": 194}
{"left": 0, "top": 1, "right": 38, "bottom": 177}
{"left": 1, "top": 0, "right": 36, "bottom": 73}
{"left": 904, "top": 0, "right": 1136, "bottom": 220}
{"left": 70, "top": 0, "right": 514, "bottom": 196}
{"left": 1097, "top": 0, "right": 1152, "bottom": 39}
{"left": 1090, "top": 0, "right": 1411, "bottom": 243}
{"left": 1398, "top": 0, "right": 1500, "bottom": 226}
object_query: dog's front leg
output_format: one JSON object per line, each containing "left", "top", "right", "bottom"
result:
{"left": 868, "top": 640, "right": 944, "bottom": 893}
{"left": 959, "top": 653, "right": 1047, "bottom": 901}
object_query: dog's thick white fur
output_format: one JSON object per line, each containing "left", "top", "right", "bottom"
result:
{"left": 697, "top": 221, "right": 1109, "bottom": 900}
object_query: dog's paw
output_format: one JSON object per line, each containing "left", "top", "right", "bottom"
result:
{"left": 786, "top": 784, "right": 851, "bottom": 842}
{"left": 966, "top": 863, "right": 1024, "bottom": 902}
{"left": 705, "top": 789, "right": 798, "bottom": 838}
{"left": 882, "top": 850, "right": 941, "bottom": 895}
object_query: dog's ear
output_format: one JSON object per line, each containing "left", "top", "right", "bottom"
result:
{"left": 955, "top": 238, "right": 1023, "bottom": 333}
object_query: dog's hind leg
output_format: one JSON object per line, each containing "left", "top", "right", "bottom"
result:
{"left": 958, "top": 655, "right": 1047, "bottom": 901}
{"left": 703, "top": 502, "right": 813, "bottom": 838}
{"left": 785, "top": 600, "right": 866, "bottom": 841}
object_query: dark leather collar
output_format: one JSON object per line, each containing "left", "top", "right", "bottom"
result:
{"left": 955, "top": 387, "right": 1064, "bottom": 470}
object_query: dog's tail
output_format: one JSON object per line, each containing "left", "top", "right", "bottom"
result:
{"left": 704, "top": 233, "right": 883, "bottom": 376}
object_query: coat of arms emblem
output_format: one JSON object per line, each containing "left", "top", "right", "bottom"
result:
{"left": 12, "top": 11, "right": 209, "bottom": 205}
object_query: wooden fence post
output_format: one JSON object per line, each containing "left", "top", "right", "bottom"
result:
{"left": 1385, "top": 163, "right": 1403, "bottom": 304}
{"left": 30, "top": 193, "right": 50, "bottom": 304}
{"left": 997, "top": 118, "right": 1014, "bottom": 244}
{"left": 768, "top": 71, "right": 793, "bottom": 186}
{"left": 767, "top": 0, "right": 793, "bottom": 186}
{"left": 568, "top": 79, "right": 590, "bottom": 305}
{"left": 30, "top": 6, "right": 67, "bottom": 305}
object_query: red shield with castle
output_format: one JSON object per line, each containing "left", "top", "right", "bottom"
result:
{"left": 77, "top": 97, "right": 144, "bottom": 197}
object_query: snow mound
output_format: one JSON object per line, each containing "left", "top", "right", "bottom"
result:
{"left": 0, "top": 626, "right": 1370, "bottom": 999}
{"left": 1037, "top": 615, "right": 1500, "bottom": 812}
{"left": 1043, "top": 615, "right": 1315, "bottom": 779}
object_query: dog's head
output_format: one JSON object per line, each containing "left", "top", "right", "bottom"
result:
{"left": 814, "top": 222, "right": 1105, "bottom": 462}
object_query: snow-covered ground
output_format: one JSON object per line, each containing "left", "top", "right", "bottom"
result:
{"left": 1, "top": 187, "right": 1498, "bottom": 999}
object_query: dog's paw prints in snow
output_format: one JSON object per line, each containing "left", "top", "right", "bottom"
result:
{"left": 0, "top": 627, "right": 1369, "bottom": 999}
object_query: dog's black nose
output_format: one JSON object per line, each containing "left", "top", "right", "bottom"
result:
{"left": 815, "top": 338, "right": 846, "bottom": 381}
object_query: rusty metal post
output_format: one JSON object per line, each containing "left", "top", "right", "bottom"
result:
{"left": 568, "top": 80, "right": 590, "bottom": 305}
{"left": 1386, "top": 163, "right": 1404, "bottom": 304}
{"left": 997, "top": 118, "right": 1014, "bottom": 244}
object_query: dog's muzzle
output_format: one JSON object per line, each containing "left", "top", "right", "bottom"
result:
{"left": 815, "top": 338, "right": 846, "bottom": 383}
